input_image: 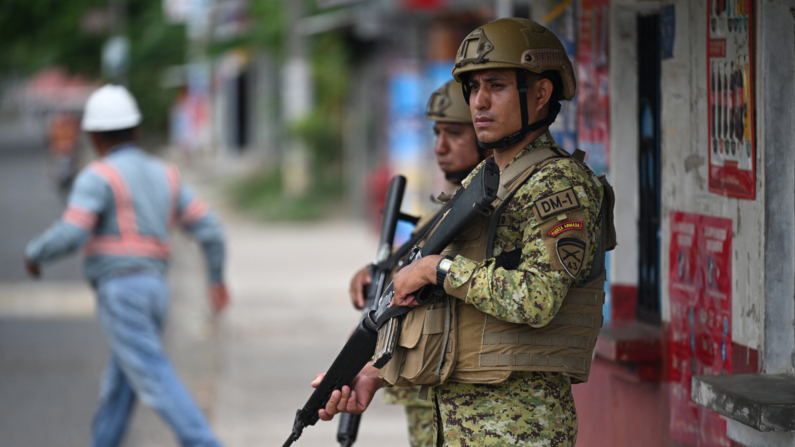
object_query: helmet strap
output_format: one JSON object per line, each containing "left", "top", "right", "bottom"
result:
{"left": 444, "top": 165, "right": 477, "bottom": 184}
{"left": 476, "top": 69, "right": 562, "bottom": 151}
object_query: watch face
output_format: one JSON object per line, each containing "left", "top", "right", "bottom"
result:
{"left": 440, "top": 259, "right": 453, "bottom": 271}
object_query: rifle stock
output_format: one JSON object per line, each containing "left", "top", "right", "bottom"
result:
{"left": 283, "top": 160, "right": 500, "bottom": 447}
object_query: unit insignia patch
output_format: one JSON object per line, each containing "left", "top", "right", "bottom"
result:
{"left": 556, "top": 238, "right": 586, "bottom": 278}
{"left": 547, "top": 221, "right": 583, "bottom": 237}
{"left": 533, "top": 188, "right": 580, "bottom": 221}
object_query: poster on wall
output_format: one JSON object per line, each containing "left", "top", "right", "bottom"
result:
{"left": 669, "top": 212, "right": 733, "bottom": 447}
{"left": 576, "top": 0, "right": 609, "bottom": 174}
{"left": 707, "top": 0, "right": 755, "bottom": 199}
{"left": 541, "top": 0, "right": 578, "bottom": 153}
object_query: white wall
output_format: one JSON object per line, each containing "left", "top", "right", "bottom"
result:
{"left": 608, "top": 3, "right": 640, "bottom": 288}
{"left": 659, "top": 0, "right": 764, "bottom": 350}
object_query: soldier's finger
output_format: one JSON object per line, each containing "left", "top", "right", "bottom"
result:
{"left": 355, "top": 288, "right": 365, "bottom": 310}
{"left": 311, "top": 373, "right": 326, "bottom": 388}
{"left": 318, "top": 409, "right": 334, "bottom": 421}
{"left": 347, "top": 390, "right": 361, "bottom": 413}
{"left": 336, "top": 386, "right": 351, "bottom": 412}
{"left": 324, "top": 389, "right": 342, "bottom": 416}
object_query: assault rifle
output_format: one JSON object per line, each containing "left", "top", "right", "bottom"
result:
{"left": 337, "top": 175, "right": 407, "bottom": 447}
{"left": 283, "top": 159, "right": 500, "bottom": 447}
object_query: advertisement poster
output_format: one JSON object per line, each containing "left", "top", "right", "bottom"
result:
{"left": 541, "top": 0, "right": 578, "bottom": 153}
{"left": 707, "top": 0, "right": 755, "bottom": 199}
{"left": 576, "top": 0, "right": 609, "bottom": 174}
{"left": 669, "top": 212, "right": 733, "bottom": 447}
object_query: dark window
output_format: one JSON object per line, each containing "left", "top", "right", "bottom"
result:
{"left": 637, "top": 14, "right": 662, "bottom": 324}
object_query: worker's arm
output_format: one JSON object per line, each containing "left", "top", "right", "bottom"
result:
{"left": 25, "top": 169, "right": 108, "bottom": 273}
{"left": 176, "top": 182, "right": 228, "bottom": 311}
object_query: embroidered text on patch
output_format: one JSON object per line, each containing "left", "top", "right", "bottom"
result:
{"left": 533, "top": 188, "right": 580, "bottom": 220}
{"left": 547, "top": 221, "right": 583, "bottom": 237}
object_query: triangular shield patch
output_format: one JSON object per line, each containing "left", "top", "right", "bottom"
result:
{"left": 556, "top": 238, "right": 586, "bottom": 278}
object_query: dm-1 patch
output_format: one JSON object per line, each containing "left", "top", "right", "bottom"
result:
{"left": 533, "top": 188, "right": 581, "bottom": 221}
{"left": 556, "top": 238, "right": 586, "bottom": 278}
{"left": 547, "top": 221, "right": 583, "bottom": 237}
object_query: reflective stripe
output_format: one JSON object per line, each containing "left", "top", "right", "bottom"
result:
{"left": 89, "top": 161, "right": 138, "bottom": 236}
{"left": 85, "top": 160, "right": 172, "bottom": 260}
{"left": 165, "top": 165, "right": 180, "bottom": 228}
{"left": 180, "top": 197, "right": 209, "bottom": 227}
{"left": 84, "top": 235, "right": 171, "bottom": 259}
{"left": 61, "top": 204, "right": 97, "bottom": 231}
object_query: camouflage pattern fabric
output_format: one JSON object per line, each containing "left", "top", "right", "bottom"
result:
{"left": 440, "top": 131, "right": 603, "bottom": 444}
{"left": 433, "top": 371, "right": 577, "bottom": 447}
{"left": 406, "top": 405, "right": 434, "bottom": 447}
{"left": 383, "top": 387, "right": 434, "bottom": 447}
{"left": 446, "top": 131, "right": 604, "bottom": 326}
{"left": 383, "top": 386, "right": 433, "bottom": 407}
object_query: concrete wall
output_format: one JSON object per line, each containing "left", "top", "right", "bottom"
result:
{"left": 608, "top": 2, "right": 640, "bottom": 289}
{"left": 760, "top": 0, "right": 795, "bottom": 375}
{"left": 658, "top": 0, "right": 765, "bottom": 352}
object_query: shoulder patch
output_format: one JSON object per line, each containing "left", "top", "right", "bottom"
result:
{"left": 547, "top": 221, "right": 583, "bottom": 237}
{"left": 556, "top": 238, "right": 586, "bottom": 278}
{"left": 533, "top": 187, "right": 580, "bottom": 221}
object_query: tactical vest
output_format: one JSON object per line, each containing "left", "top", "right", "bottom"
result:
{"left": 379, "top": 147, "right": 616, "bottom": 388}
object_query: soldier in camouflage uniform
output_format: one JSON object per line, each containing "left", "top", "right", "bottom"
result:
{"left": 349, "top": 80, "right": 487, "bottom": 447}
{"left": 317, "top": 18, "right": 613, "bottom": 447}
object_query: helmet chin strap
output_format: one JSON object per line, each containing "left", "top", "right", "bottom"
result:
{"left": 443, "top": 144, "right": 489, "bottom": 184}
{"left": 475, "top": 69, "right": 561, "bottom": 151}
{"left": 444, "top": 166, "right": 476, "bottom": 184}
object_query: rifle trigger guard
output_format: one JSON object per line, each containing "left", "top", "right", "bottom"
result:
{"left": 472, "top": 202, "right": 492, "bottom": 217}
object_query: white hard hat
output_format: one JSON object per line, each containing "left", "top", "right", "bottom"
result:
{"left": 81, "top": 84, "right": 142, "bottom": 132}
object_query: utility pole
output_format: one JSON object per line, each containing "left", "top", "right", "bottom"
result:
{"left": 282, "top": 0, "right": 313, "bottom": 197}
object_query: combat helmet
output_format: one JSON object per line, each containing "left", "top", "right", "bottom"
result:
{"left": 452, "top": 18, "right": 576, "bottom": 149}
{"left": 426, "top": 79, "right": 472, "bottom": 124}
{"left": 427, "top": 79, "right": 487, "bottom": 179}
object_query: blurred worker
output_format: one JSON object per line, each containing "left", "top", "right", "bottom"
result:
{"left": 348, "top": 79, "right": 488, "bottom": 447}
{"left": 24, "top": 84, "right": 228, "bottom": 447}
{"left": 318, "top": 18, "right": 615, "bottom": 447}
{"left": 47, "top": 112, "right": 81, "bottom": 198}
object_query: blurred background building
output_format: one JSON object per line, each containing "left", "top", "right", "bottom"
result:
{"left": 2, "top": 1, "right": 795, "bottom": 446}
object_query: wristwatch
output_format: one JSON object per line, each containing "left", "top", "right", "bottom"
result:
{"left": 436, "top": 256, "right": 454, "bottom": 289}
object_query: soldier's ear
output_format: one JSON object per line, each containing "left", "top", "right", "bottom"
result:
{"left": 533, "top": 78, "right": 554, "bottom": 112}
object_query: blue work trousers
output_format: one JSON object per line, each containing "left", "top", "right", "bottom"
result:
{"left": 89, "top": 272, "right": 221, "bottom": 447}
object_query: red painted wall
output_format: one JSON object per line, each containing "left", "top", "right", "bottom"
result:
{"left": 573, "top": 357, "right": 672, "bottom": 447}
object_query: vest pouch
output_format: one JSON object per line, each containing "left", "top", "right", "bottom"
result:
{"left": 379, "top": 298, "right": 457, "bottom": 387}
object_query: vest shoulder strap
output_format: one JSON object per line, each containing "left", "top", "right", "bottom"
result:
{"left": 495, "top": 147, "right": 567, "bottom": 202}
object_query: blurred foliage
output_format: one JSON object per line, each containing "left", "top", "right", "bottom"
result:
{"left": 0, "top": 0, "right": 186, "bottom": 130}
{"left": 228, "top": 167, "right": 344, "bottom": 221}
{"left": 0, "top": 0, "right": 106, "bottom": 74}
{"left": 229, "top": 0, "right": 352, "bottom": 220}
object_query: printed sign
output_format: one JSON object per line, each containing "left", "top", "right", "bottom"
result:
{"left": 707, "top": 0, "right": 755, "bottom": 199}
{"left": 669, "top": 212, "right": 733, "bottom": 447}
{"left": 577, "top": 0, "right": 610, "bottom": 174}
{"left": 540, "top": 0, "right": 578, "bottom": 153}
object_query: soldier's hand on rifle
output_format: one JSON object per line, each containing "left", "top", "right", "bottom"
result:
{"left": 392, "top": 255, "right": 442, "bottom": 307}
{"left": 349, "top": 266, "right": 372, "bottom": 310}
{"left": 311, "top": 364, "right": 383, "bottom": 421}
{"left": 24, "top": 258, "right": 40, "bottom": 279}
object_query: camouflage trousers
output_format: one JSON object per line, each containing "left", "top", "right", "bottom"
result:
{"left": 432, "top": 372, "right": 577, "bottom": 447}
{"left": 406, "top": 405, "right": 434, "bottom": 447}
{"left": 383, "top": 387, "right": 434, "bottom": 447}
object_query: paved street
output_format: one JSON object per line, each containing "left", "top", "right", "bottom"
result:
{"left": 0, "top": 130, "right": 410, "bottom": 446}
